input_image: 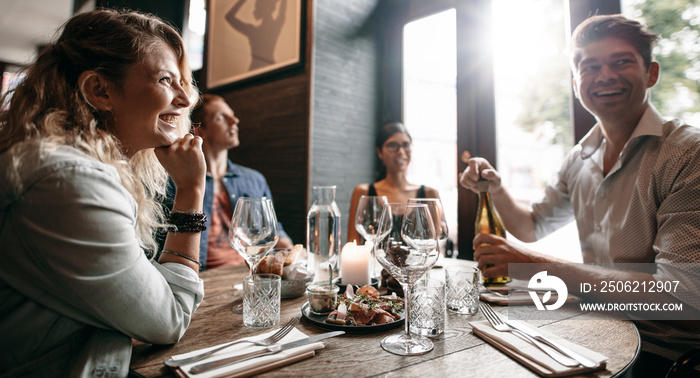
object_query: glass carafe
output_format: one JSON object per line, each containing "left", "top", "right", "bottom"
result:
{"left": 306, "top": 185, "right": 341, "bottom": 282}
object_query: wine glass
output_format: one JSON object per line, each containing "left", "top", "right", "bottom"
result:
{"left": 373, "top": 202, "right": 439, "bottom": 356}
{"left": 407, "top": 198, "right": 449, "bottom": 253}
{"left": 354, "top": 195, "right": 389, "bottom": 278}
{"left": 229, "top": 197, "right": 279, "bottom": 312}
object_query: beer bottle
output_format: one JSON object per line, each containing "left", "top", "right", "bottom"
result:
{"left": 475, "top": 176, "right": 511, "bottom": 285}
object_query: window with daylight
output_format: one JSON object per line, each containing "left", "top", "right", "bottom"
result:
{"left": 403, "top": 9, "right": 459, "bottom": 255}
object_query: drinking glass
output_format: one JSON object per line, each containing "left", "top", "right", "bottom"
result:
{"left": 410, "top": 275, "right": 445, "bottom": 337}
{"left": 243, "top": 274, "right": 281, "bottom": 328}
{"left": 229, "top": 197, "right": 279, "bottom": 312}
{"left": 407, "top": 198, "right": 449, "bottom": 253}
{"left": 354, "top": 195, "right": 389, "bottom": 278}
{"left": 373, "top": 203, "right": 439, "bottom": 356}
{"left": 445, "top": 266, "right": 480, "bottom": 315}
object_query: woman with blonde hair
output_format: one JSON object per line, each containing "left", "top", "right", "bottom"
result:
{"left": 0, "top": 8, "right": 206, "bottom": 376}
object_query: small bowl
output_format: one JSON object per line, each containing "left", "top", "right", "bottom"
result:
{"left": 306, "top": 283, "right": 340, "bottom": 315}
{"left": 281, "top": 274, "right": 314, "bottom": 299}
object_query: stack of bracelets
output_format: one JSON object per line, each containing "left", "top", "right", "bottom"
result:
{"left": 168, "top": 210, "right": 207, "bottom": 233}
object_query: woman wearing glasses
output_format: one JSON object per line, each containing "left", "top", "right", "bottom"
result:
{"left": 347, "top": 122, "right": 441, "bottom": 244}
{"left": 347, "top": 122, "right": 442, "bottom": 295}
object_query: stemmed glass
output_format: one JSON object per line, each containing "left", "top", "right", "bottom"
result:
{"left": 407, "top": 198, "right": 449, "bottom": 254}
{"left": 374, "top": 203, "right": 440, "bottom": 356}
{"left": 354, "top": 195, "right": 389, "bottom": 278}
{"left": 229, "top": 197, "right": 279, "bottom": 312}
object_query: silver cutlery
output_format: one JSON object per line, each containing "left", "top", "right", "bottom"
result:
{"left": 481, "top": 285, "right": 552, "bottom": 298}
{"left": 165, "top": 317, "right": 299, "bottom": 367}
{"left": 479, "top": 303, "right": 579, "bottom": 367}
{"left": 189, "top": 330, "right": 345, "bottom": 374}
{"left": 503, "top": 319, "right": 598, "bottom": 368}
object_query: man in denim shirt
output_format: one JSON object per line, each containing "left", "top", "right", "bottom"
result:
{"left": 163, "top": 94, "right": 292, "bottom": 270}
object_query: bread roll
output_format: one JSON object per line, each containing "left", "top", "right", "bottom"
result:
{"left": 256, "top": 255, "right": 272, "bottom": 274}
{"left": 284, "top": 244, "right": 304, "bottom": 266}
{"left": 269, "top": 251, "right": 285, "bottom": 276}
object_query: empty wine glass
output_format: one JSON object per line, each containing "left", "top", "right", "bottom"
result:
{"left": 373, "top": 202, "right": 439, "bottom": 356}
{"left": 354, "top": 195, "right": 389, "bottom": 278}
{"left": 407, "top": 198, "right": 449, "bottom": 253}
{"left": 229, "top": 197, "right": 279, "bottom": 312}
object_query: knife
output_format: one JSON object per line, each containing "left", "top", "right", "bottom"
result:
{"left": 189, "top": 331, "right": 345, "bottom": 374}
{"left": 504, "top": 320, "right": 598, "bottom": 368}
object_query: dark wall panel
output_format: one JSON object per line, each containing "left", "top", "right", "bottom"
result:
{"left": 456, "top": 0, "right": 496, "bottom": 259}
{"left": 223, "top": 75, "right": 311, "bottom": 245}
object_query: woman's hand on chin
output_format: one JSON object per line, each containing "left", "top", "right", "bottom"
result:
{"left": 155, "top": 134, "right": 206, "bottom": 193}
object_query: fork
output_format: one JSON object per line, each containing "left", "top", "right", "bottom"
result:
{"left": 164, "top": 317, "right": 299, "bottom": 367}
{"left": 479, "top": 303, "right": 579, "bottom": 367}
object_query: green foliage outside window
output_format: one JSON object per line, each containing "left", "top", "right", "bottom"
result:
{"left": 630, "top": 0, "right": 700, "bottom": 120}
{"left": 513, "top": 0, "right": 700, "bottom": 150}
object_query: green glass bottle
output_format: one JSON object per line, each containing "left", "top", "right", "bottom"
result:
{"left": 475, "top": 177, "right": 511, "bottom": 285}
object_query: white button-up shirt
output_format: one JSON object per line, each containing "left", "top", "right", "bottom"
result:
{"left": 530, "top": 104, "right": 700, "bottom": 360}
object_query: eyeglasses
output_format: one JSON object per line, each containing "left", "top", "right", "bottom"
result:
{"left": 384, "top": 141, "right": 412, "bottom": 153}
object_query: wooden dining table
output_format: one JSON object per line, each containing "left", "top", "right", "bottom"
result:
{"left": 130, "top": 259, "right": 640, "bottom": 377}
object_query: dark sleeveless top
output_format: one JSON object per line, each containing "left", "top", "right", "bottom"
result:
{"left": 368, "top": 183, "right": 426, "bottom": 198}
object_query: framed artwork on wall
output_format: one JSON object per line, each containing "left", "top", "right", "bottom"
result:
{"left": 203, "top": 0, "right": 304, "bottom": 90}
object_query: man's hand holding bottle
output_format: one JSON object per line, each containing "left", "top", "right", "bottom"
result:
{"left": 459, "top": 157, "right": 503, "bottom": 195}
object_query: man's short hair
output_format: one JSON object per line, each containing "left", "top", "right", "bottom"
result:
{"left": 191, "top": 94, "right": 226, "bottom": 127}
{"left": 571, "top": 14, "right": 658, "bottom": 70}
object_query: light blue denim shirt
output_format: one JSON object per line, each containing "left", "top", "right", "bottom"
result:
{"left": 163, "top": 160, "right": 291, "bottom": 270}
{"left": 0, "top": 143, "right": 204, "bottom": 377}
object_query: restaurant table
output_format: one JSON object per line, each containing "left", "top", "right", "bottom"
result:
{"left": 130, "top": 259, "right": 640, "bottom": 377}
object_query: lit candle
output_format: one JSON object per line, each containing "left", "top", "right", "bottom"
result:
{"left": 341, "top": 241, "right": 370, "bottom": 286}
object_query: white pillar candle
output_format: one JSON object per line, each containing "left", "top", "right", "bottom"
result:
{"left": 341, "top": 241, "right": 370, "bottom": 286}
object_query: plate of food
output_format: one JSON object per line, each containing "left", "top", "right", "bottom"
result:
{"left": 300, "top": 285, "right": 405, "bottom": 333}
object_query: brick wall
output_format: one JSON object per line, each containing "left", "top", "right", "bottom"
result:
{"left": 311, "top": 0, "right": 381, "bottom": 243}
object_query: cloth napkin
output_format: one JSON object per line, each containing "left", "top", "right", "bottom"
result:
{"left": 480, "top": 279, "right": 580, "bottom": 305}
{"left": 167, "top": 327, "right": 323, "bottom": 378}
{"left": 470, "top": 320, "right": 607, "bottom": 377}
{"left": 479, "top": 291, "right": 581, "bottom": 306}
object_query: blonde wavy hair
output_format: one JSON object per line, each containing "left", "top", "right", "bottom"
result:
{"left": 0, "top": 8, "right": 198, "bottom": 257}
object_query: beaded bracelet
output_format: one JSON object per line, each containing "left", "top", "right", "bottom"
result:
{"left": 168, "top": 210, "right": 207, "bottom": 233}
{"left": 161, "top": 250, "right": 202, "bottom": 268}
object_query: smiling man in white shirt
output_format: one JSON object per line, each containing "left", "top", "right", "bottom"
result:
{"left": 461, "top": 14, "right": 700, "bottom": 376}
